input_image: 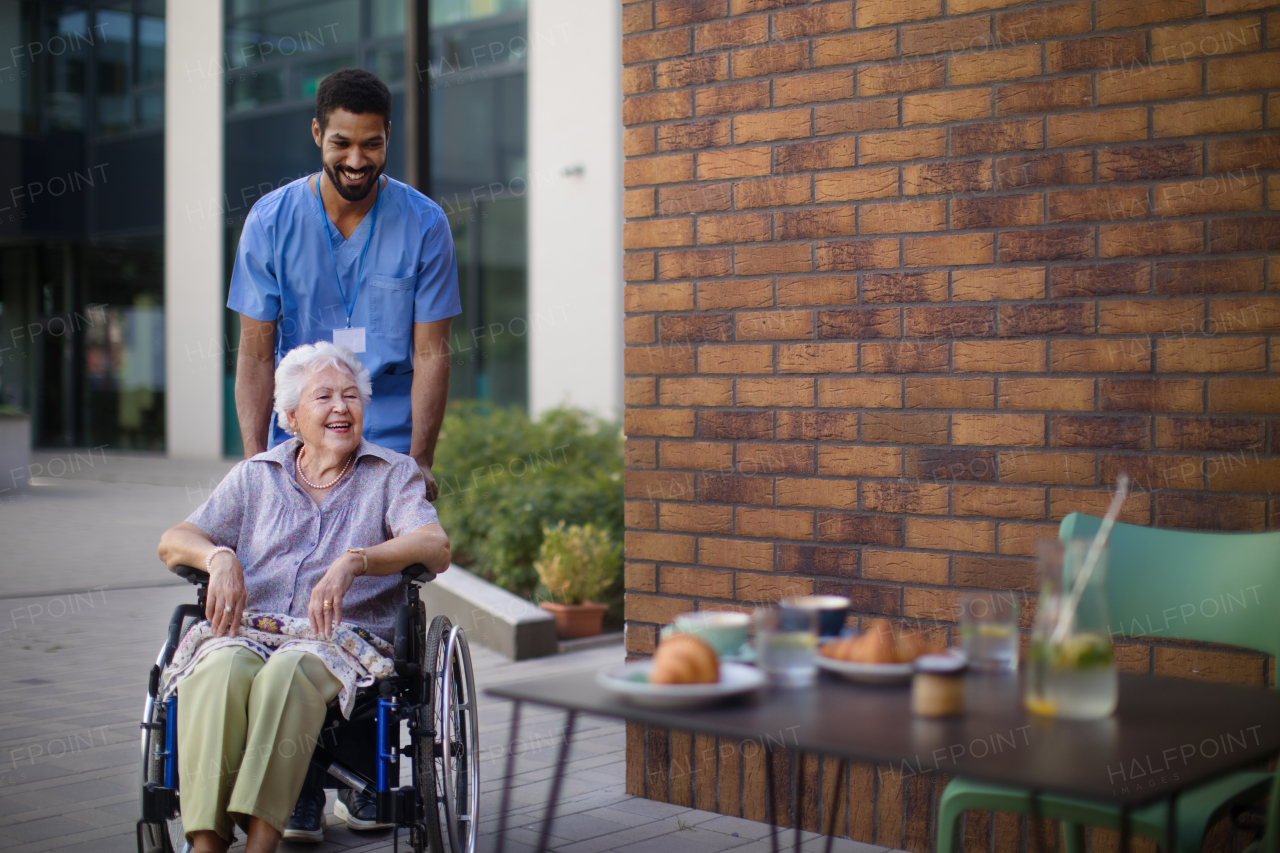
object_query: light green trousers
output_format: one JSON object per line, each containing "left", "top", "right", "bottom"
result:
{"left": 177, "top": 646, "right": 341, "bottom": 842}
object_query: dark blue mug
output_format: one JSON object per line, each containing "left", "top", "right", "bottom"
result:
{"left": 781, "top": 595, "right": 851, "bottom": 637}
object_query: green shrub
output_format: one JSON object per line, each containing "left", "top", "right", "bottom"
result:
{"left": 431, "top": 401, "right": 624, "bottom": 599}
{"left": 534, "top": 522, "right": 622, "bottom": 605}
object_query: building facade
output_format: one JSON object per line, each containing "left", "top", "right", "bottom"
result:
{"left": 0, "top": 0, "right": 622, "bottom": 458}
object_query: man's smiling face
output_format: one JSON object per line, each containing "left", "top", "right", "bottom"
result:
{"left": 313, "top": 108, "right": 388, "bottom": 202}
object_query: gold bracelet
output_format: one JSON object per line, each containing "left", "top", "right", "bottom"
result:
{"left": 346, "top": 547, "right": 368, "bottom": 577}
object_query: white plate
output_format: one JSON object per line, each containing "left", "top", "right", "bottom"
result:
{"left": 815, "top": 648, "right": 914, "bottom": 685}
{"left": 596, "top": 662, "right": 767, "bottom": 709}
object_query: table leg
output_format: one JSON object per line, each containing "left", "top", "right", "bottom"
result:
{"left": 1165, "top": 793, "right": 1178, "bottom": 853}
{"left": 493, "top": 700, "right": 523, "bottom": 853}
{"left": 823, "top": 759, "right": 847, "bottom": 853}
{"left": 1028, "top": 789, "right": 1041, "bottom": 853}
{"left": 789, "top": 750, "right": 799, "bottom": 853}
{"left": 1119, "top": 805, "right": 1131, "bottom": 853}
{"left": 765, "top": 746, "right": 779, "bottom": 853}
{"left": 535, "top": 710, "right": 577, "bottom": 853}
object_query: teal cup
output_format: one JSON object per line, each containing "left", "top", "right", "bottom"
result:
{"left": 672, "top": 611, "right": 750, "bottom": 657}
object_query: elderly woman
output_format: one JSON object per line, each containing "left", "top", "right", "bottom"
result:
{"left": 157, "top": 341, "right": 449, "bottom": 853}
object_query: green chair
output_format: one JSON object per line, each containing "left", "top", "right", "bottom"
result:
{"left": 1243, "top": 768, "right": 1278, "bottom": 853}
{"left": 937, "top": 512, "right": 1280, "bottom": 853}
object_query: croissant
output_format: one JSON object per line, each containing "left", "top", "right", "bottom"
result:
{"left": 820, "top": 619, "right": 940, "bottom": 664}
{"left": 649, "top": 633, "right": 720, "bottom": 684}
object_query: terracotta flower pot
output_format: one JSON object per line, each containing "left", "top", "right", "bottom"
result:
{"left": 539, "top": 601, "right": 608, "bottom": 640}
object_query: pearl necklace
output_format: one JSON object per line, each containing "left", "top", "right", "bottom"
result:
{"left": 295, "top": 446, "right": 355, "bottom": 489}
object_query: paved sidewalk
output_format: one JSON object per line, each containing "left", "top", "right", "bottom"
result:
{"left": 0, "top": 452, "right": 895, "bottom": 853}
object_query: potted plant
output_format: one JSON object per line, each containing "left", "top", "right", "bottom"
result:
{"left": 0, "top": 405, "right": 31, "bottom": 494}
{"left": 535, "top": 521, "right": 621, "bottom": 639}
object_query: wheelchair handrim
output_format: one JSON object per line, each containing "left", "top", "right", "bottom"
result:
{"left": 438, "top": 626, "right": 479, "bottom": 853}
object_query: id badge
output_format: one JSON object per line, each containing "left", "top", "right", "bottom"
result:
{"left": 333, "top": 327, "right": 366, "bottom": 353}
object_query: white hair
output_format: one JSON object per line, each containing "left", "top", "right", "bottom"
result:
{"left": 273, "top": 341, "right": 372, "bottom": 437}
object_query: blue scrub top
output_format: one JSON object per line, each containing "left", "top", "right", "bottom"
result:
{"left": 228, "top": 174, "right": 461, "bottom": 453}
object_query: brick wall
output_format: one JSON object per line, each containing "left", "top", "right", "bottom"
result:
{"left": 620, "top": 0, "right": 1279, "bottom": 849}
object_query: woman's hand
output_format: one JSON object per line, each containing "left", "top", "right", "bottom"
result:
{"left": 206, "top": 551, "right": 247, "bottom": 637}
{"left": 308, "top": 553, "right": 362, "bottom": 639}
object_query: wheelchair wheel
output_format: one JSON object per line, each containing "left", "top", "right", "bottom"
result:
{"left": 416, "top": 615, "right": 479, "bottom": 853}
{"left": 138, "top": 695, "right": 184, "bottom": 853}
{"left": 414, "top": 615, "right": 448, "bottom": 853}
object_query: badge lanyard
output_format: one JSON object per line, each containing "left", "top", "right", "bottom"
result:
{"left": 312, "top": 172, "right": 383, "bottom": 330}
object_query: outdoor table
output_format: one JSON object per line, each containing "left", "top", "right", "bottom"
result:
{"left": 486, "top": 670, "right": 1280, "bottom": 853}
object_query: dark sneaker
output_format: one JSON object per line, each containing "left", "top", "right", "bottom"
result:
{"left": 282, "top": 781, "right": 326, "bottom": 842}
{"left": 335, "top": 787, "right": 394, "bottom": 830}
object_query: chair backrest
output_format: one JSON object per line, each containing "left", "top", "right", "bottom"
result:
{"left": 1058, "top": 513, "right": 1280, "bottom": 668}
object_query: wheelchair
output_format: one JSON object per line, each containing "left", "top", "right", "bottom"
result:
{"left": 137, "top": 563, "right": 479, "bottom": 853}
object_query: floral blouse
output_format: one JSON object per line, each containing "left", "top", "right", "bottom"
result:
{"left": 186, "top": 437, "right": 439, "bottom": 643}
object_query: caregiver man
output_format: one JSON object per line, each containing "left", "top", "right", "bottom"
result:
{"left": 230, "top": 68, "right": 459, "bottom": 501}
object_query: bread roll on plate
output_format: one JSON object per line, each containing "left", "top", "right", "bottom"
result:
{"left": 650, "top": 633, "right": 720, "bottom": 684}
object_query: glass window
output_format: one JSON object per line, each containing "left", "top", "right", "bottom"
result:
{"left": 226, "top": 0, "right": 392, "bottom": 116}
{"left": 2, "top": 2, "right": 168, "bottom": 450}
{"left": 429, "top": 9, "right": 529, "bottom": 406}
{"left": 138, "top": 90, "right": 163, "bottom": 126}
{"left": 430, "top": 0, "right": 526, "bottom": 28}
{"left": 139, "top": 14, "right": 165, "bottom": 84}
{"left": 227, "top": 0, "right": 358, "bottom": 62}
{"left": 370, "top": 0, "right": 404, "bottom": 37}
{"left": 95, "top": 8, "right": 134, "bottom": 136}
{"left": 426, "top": 16, "right": 525, "bottom": 83}
{"left": 44, "top": 8, "right": 92, "bottom": 132}
{"left": 366, "top": 45, "right": 404, "bottom": 82}
{"left": 0, "top": 238, "right": 166, "bottom": 451}
{"left": 297, "top": 53, "right": 355, "bottom": 99}
{"left": 228, "top": 64, "right": 286, "bottom": 112}
{"left": 430, "top": 72, "right": 526, "bottom": 196}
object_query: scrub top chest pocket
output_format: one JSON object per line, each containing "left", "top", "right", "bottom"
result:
{"left": 369, "top": 274, "right": 415, "bottom": 350}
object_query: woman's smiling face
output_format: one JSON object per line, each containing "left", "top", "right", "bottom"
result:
{"left": 285, "top": 364, "right": 364, "bottom": 456}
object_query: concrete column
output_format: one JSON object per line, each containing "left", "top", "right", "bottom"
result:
{"left": 164, "top": 0, "right": 225, "bottom": 459}
{"left": 527, "top": 0, "right": 623, "bottom": 419}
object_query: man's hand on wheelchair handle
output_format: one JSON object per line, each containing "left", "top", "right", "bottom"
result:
{"left": 414, "top": 455, "right": 439, "bottom": 502}
{"left": 308, "top": 553, "right": 361, "bottom": 639}
{"left": 206, "top": 551, "right": 247, "bottom": 638}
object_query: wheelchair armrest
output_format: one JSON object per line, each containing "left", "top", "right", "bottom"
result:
{"left": 400, "top": 563, "right": 435, "bottom": 584}
{"left": 174, "top": 565, "right": 210, "bottom": 586}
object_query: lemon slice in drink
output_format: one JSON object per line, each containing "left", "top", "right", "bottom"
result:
{"left": 1051, "top": 632, "right": 1113, "bottom": 669}
{"left": 977, "top": 624, "right": 1013, "bottom": 637}
{"left": 768, "top": 633, "right": 817, "bottom": 650}
{"left": 1025, "top": 696, "right": 1058, "bottom": 716}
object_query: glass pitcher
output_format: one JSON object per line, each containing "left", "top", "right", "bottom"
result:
{"left": 1025, "top": 538, "right": 1118, "bottom": 719}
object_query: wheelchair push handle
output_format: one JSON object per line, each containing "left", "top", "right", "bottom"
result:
{"left": 172, "top": 563, "right": 434, "bottom": 585}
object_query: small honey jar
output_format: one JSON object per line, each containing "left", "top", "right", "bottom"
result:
{"left": 912, "top": 653, "right": 967, "bottom": 717}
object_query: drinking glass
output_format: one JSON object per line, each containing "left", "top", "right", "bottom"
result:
{"left": 754, "top": 606, "right": 818, "bottom": 687}
{"left": 958, "top": 591, "right": 1019, "bottom": 671}
{"left": 1025, "top": 539, "right": 1118, "bottom": 720}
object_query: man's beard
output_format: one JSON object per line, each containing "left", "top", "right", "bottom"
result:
{"left": 323, "top": 161, "right": 384, "bottom": 202}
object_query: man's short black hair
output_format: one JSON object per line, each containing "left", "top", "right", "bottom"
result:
{"left": 315, "top": 68, "right": 392, "bottom": 132}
